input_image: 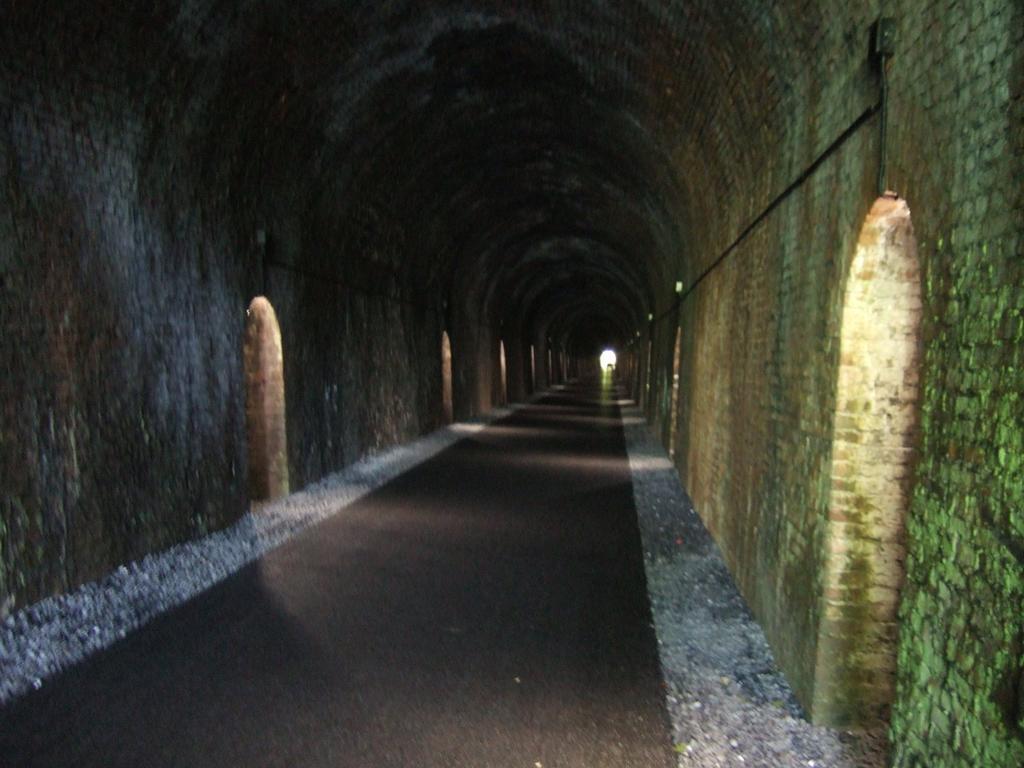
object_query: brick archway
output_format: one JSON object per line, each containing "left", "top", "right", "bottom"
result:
{"left": 244, "top": 296, "right": 289, "bottom": 501}
{"left": 441, "top": 331, "right": 454, "bottom": 424}
{"left": 499, "top": 340, "right": 508, "bottom": 404}
{"left": 817, "top": 195, "right": 922, "bottom": 724}
{"left": 669, "top": 326, "right": 683, "bottom": 459}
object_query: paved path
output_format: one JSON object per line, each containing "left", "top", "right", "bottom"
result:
{"left": 0, "top": 383, "right": 674, "bottom": 767}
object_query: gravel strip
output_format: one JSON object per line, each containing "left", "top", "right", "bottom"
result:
{"left": 621, "top": 405, "right": 889, "bottom": 768}
{"left": 0, "top": 406, "right": 519, "bottom": 706}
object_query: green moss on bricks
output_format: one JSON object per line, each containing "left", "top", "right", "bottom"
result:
{"left": 891, "top": 224, "right": 1024, "bottom": 767}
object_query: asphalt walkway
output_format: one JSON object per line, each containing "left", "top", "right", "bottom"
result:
{"left": 0, "top": 382, "right": 674, "bottom": 767}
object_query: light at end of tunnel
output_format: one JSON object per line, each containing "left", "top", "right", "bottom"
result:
{"left": 600, "top": 349, "right": 617, "bottom": 370}
{"left": 647, "top": 313, "right": 653, "bottom": 321}
{"left": 675, "top": 280, "right": 683, "bottom": 294}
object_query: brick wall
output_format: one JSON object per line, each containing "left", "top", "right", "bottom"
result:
{"left": 886, "top": 2, "right": 1024, "bottom": 765}
{"left": 666, "top": 128, "right": 879, "bottom": 721}
{"left": 644, "top": 2, "right": 1023, "bottom": 762}
{"left": 0, "top": 69, "right": 251, "bottom": 612}
{"left": 0, "top": 5, "right": 457, "bottom": 616}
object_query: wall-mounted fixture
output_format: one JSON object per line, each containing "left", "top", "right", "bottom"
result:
{"left": 255, "top": 227, "right": 269, "bottom": 295}
{"left": 873, "top": 17, "right": 896, "bottom": 59}
{"left": 873, "top": 17, "right": 896, "bottom": 196}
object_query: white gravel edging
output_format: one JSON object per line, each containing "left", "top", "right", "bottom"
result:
{"left": 0, "top": 405, "right": 521, "bottom": 706}
{"left": 621, "top": 405, "right": 888, "bottom": 768}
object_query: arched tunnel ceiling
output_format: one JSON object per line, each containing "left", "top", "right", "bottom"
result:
{"left": 493, "top": 240, "right": 648, "bottom": 344}
{"left": 7, "top": 0, "right": 851, "bottom": 351}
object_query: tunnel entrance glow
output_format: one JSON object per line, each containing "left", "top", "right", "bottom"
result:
{"left": 600, "top": 349, "right": 617, "bottom": 370}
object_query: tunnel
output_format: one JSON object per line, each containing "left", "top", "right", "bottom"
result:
{"left": 1, "top": 2, "right": 1022, "bottom": 767}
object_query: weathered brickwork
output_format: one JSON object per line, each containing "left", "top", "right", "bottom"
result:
{"left": 0, "top": 3, "right": 1020, "bottom": 764}
{"left": 244, "top": 297, "right": 290, "bottom": 501}
{"left": 659, "top": 129, "right": 880, "bottom": 723}
{"left": 885, "top": 3, "right": 1024, "bottom": 765}
{"left": 819, "top": 197, "right": 922, "bottom": 726}
{"left": 0, "top": 68, "right": 249, "bottom": 614}
{"left": 635, "top": 0, "right": 1023, "bottom": 761}
{"left": 0, "top": 6, "right": 456, "bottom": 615}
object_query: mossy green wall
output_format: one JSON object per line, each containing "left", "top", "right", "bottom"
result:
{"left": 889, "top": 231, "right": 1023, "bottom": 764}
{"left": 647, "top": 1, "right": 1024, "bottom": 757}
{"left": 886, "top": 2, "right": 1024, "bottom": 765}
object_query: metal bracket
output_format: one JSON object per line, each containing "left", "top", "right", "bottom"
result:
{"left": 873, "top": 17, "right": 896, "bottom": 196}
{"left": 873, "top": 17, "right": 896, "bottom": 60}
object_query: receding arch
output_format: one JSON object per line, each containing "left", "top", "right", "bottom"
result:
{"left": 244, "top": 296, "right": 289, "bottom": 501}
{"left": 643, "top": 340, "right": 653, "bottom": 408}
{"left": 668, "top": 326, "right": 683, "bottom": 459}
{"left": 441, "top": 331, "right": 454, "bottom": 424}
{"left": 499, "top": 340, "right": 508, "bottom": 404}
{"left": 816, "top": 195, "right": 922, "bottom": 724}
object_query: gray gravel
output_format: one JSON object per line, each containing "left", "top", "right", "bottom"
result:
{"left": 621, "top": 405, "right": 889, "bottom": 768}
{"left": 0, "top": 407, "right": 518, "bottom": 706}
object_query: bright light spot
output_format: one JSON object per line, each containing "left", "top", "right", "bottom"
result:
{"left": 600, "top": 349, "right": 617, "bottom": 370}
